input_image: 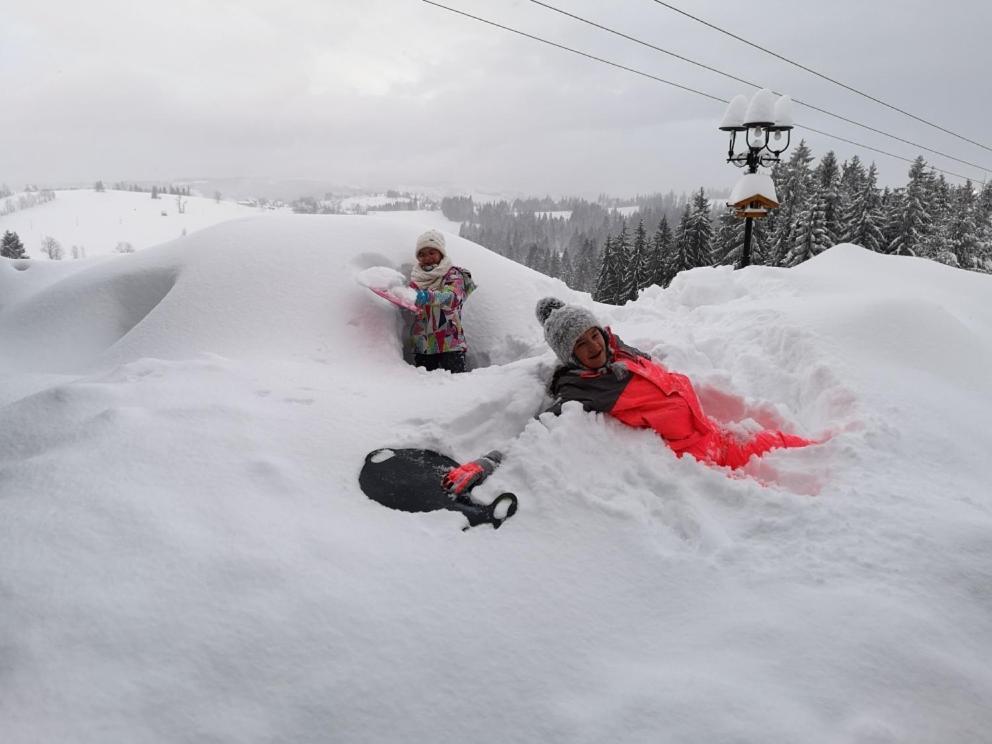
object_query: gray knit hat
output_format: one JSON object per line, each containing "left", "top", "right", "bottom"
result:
{"left": 535, "top": 297, "right": 600, "bottom": 365}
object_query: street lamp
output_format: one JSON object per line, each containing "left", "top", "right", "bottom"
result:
{"left": 719, "top": 89, "right": 794, "bottom": 267}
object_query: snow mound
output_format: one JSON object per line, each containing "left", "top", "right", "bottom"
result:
{"left": 2, "top": 222, "right": 992, "bottom": 743}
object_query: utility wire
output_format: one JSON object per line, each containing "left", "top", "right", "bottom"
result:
{"left": 647, "top": 0, "right": 992, "bottom": 155}
{"left": 422, "top": 0, "right": 981, "bottom": 184}
{"left": 528, "top": 0, "right": 992, "bottom": 174}
{"left": 422, "top": 0, "right": 725, "bottom": 103}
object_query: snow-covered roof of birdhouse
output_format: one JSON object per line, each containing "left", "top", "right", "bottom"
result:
{"left": 728, "top": 172, "right": 778, "bottom": 207}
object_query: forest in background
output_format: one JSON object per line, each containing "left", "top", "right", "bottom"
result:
{"left": 447, "top": 143, "right": 992, "bottom": 304}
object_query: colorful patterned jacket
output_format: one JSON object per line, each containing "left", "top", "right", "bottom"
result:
{"left": 409, "top": 267, "right": 474, "bottom": 354}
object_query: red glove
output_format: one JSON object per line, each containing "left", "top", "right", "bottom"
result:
{"left": 442, "top": 451, "right": 503, "bottom": 495}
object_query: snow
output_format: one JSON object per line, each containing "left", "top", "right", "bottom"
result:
{"left": 612, "top": 205, "right": 640, "bottom": 217}
{"left": 774, "top": 94, "right": 795, "bottom": 129}
{"left": 535, "top": 210, "right": 572, "bottom": 220}
{"left": 364, "top": 208, "right": 464, "bottom": 234}
{"left": 2, "top": 210, "right": 992, "bottom": 743}
{"left": 743, "top": 88, "right": 777, "bottom": 126}
{"left": 719, "top": 93, "right": 749, "bottom": 130}
{"left": 729, "top": 172, "right": 779, "bottom": 205}
{"left": 0, "top": 189, "right": 264, "bottom": 260}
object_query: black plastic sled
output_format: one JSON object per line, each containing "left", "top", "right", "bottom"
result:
{"left": 359, "top": 448, "right": 518, "bottom": 530}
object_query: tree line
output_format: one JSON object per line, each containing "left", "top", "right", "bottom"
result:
{"left": 447, "top": 143, "right": 992, "bottom": 305}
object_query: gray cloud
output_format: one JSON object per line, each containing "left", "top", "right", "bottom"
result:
{"left": 2, "top": 0, "right": 990, "bottom": 197}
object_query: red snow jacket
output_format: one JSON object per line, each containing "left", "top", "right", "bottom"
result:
{"left": 546, "top": 328, "right": 812, "bottom": 469}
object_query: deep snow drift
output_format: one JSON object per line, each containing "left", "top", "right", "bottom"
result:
{"left": 2, "top": 214, "right": 991, "bottom": 744}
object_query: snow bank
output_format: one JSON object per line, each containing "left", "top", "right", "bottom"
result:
{"left": 2, "top": 218, "right": 992, "bottom": 743}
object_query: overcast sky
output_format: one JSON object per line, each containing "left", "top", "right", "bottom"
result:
{"left": 2, "top": 0, "right": 990, "bottom": 198}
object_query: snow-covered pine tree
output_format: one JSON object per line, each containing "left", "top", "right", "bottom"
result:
{"left": 886, "top": 157, "right": 931, "bottom": 257}
{"left": 612, "top": 222, "right": 637, "bottom": 302}
{"left": 669, "top": 203, "right": 694, "bottom": 279}
{"left": 836, "top": 156, "right": 866, "bottom": 245}
{"left": 768, "top": 140, "right": 814, "bottom": 266}
{"left": 633, "top": 218, "right": 652, "bottom": 290}
{"left": 617, "top": 219, "right": 648, "bottom": 302}
{"left": 572, "top": 236, "right": 600, "bottom": 292}
{"left": 711, "top": 208, "right": 767, "bottom": 266}
{"left": 944, "top": 181, "right": 981, "bottom": 268}
{"left": 814, "top": 151, "right": 841, "bottom": 247}
{"left": 712, "top": 207, "right": 743, "bottom": 266}
{"left": 783, "top": 185, "right": 830, "bottom": 267}
{"left": 841, "top": 163, "right": 885, "bottom": 252}
{"left": 684, "top": 188, "right": 714, "bottom": 269}
{"left": 559, "top": 249, "right": 574, "bottom": 287}
{"left": 648, "top": 215, "right": 674, "bottom": 287}
{"left": 922, "top": 172, "right": 953, "bottom": 260}
{"left": 1, "top": 230, "right": 27, "bottom": 259}
{"left": 593, "top": 236, "right": 622, "bottom": 304}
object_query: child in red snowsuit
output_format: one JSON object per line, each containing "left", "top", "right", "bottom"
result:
{"left": 440, "top": 297, "right": 817, "bottom": 496}
{"left": 536, "top": 297, "right": 814, "bottom": 470}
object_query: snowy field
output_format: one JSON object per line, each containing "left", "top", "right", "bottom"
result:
{"left": 2, "top": 214, "right": 992, "bottom": 743}
{"left": 0, "top": 189, "right": 264, "bottom": 259}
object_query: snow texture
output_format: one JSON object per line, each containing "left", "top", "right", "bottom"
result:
{"left": 719, "top": 94, "right": 749, "bottom": 130}
{"left": 0, "top": 189, "right": 263, "bottom": 260}
{"left": 729, "top": 173, "right": 779, "bottom": 205}
{"left": 743, "top": 88, "right": 777, "bottom": 126}
{"left": 2, "top": 207, "right": 992, "bottom": 744}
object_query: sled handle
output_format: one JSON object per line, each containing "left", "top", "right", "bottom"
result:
{"left": 488, "top": 493, "right": 518, "bottom": 529}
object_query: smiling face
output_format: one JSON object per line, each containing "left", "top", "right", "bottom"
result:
{"left": 572, "top": 327, "right": 607, "bottom": 369}
{"left": 417, "top": 247, "right": 443, "bottom": 269}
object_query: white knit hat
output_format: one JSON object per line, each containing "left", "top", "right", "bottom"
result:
{"left": 415, "top": 229, "right": 446, "bottom": 256}
{"left": 535, "top": 297, "right": 600, "bottom": 365}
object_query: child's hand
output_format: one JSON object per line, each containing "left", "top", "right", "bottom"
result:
{"left": 442, "top": 451, "right": 503, "bottom": 495}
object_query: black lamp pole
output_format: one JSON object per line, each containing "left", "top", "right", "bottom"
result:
{"left": 720, "top": 92, "right": 793, "bottom": 269}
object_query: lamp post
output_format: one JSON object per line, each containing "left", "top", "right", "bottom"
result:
{"left": 719, "top": 89, "right": 794, "bottom": 268}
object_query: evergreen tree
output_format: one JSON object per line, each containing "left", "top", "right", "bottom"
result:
{"left": 768, "top": 140, "right": 814, "bottom": 265}
{"left": 682, "top": 188, "right": 714, "bottom": 269}
{"left": 841, "top": 162, "right": 885, "bottom": 252}
{"left": 647, "top": 216, "right": 674, "bottom": 286}
{"left": 712, "top": 207, "right": 749, "bottom": 266}
{"left": 1, "top": 230, "right": 27, "bottom": 259}
{"left": 559, "top": 249, "right": 574, "bottom": 287}
{"left": 783, "top": 186, "right": 831, "bottom": 267}
{"left": 945, "top": 181, "right": 981, "bottom": 267}
{"left": 886, "top": 157, "right": 931, "bottom": 256}
{"left": 633, "top": 218, "right": 652, "bottom": 289}
{"left": 572, "top": 236, "right": 600, "bottom": 292}
{"left": 618, "top": 220, "right": 648, "bottom": 302}
{"left": 612, "top": 222, "right": 637, "bottom": 302}
{"left": 594, "top": 236, "right": 622, "bottom": 304}
{"left": 814, "top": 151, "right": 842, "bottom": 247}
{"left": 670, "top": 203, "right": 695, "bottom": 279}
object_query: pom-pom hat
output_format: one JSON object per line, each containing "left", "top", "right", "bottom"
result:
{"left": 535, "top": 297, "right": 601, "bottom": 365}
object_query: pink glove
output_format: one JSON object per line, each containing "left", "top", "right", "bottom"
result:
{"left": 442, "top": 451, "right": 503, "bottom": 495}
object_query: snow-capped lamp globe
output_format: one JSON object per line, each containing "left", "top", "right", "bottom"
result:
{"left": 718, "top": 89, "right": 795, "bottom": 268}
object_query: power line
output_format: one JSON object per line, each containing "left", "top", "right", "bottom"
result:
{"left": 422, "top": 0, "right": 725, "bottom": 103}
{"left": 528, "top": 0, "right": 992, "bottom": 174}
{"left": 647, "top": 0, "right": 992, "bottom": 155}
{"left": 421, "top": 0, "right": 982, "bottom": 184}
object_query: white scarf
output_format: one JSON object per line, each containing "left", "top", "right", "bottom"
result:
{"left": 410, "top": 255, "right": 453, "bottom": 291}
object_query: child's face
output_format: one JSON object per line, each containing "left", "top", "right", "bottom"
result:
{"left": 573, "top": 327, "right": 606, "bottom": 369}
{"left": 417, "top": 248, "right": 443, "bottom": 268}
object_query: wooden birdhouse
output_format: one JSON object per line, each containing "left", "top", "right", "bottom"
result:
{"left": 728, "top": 172, "right": 779, "bottom": 219}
